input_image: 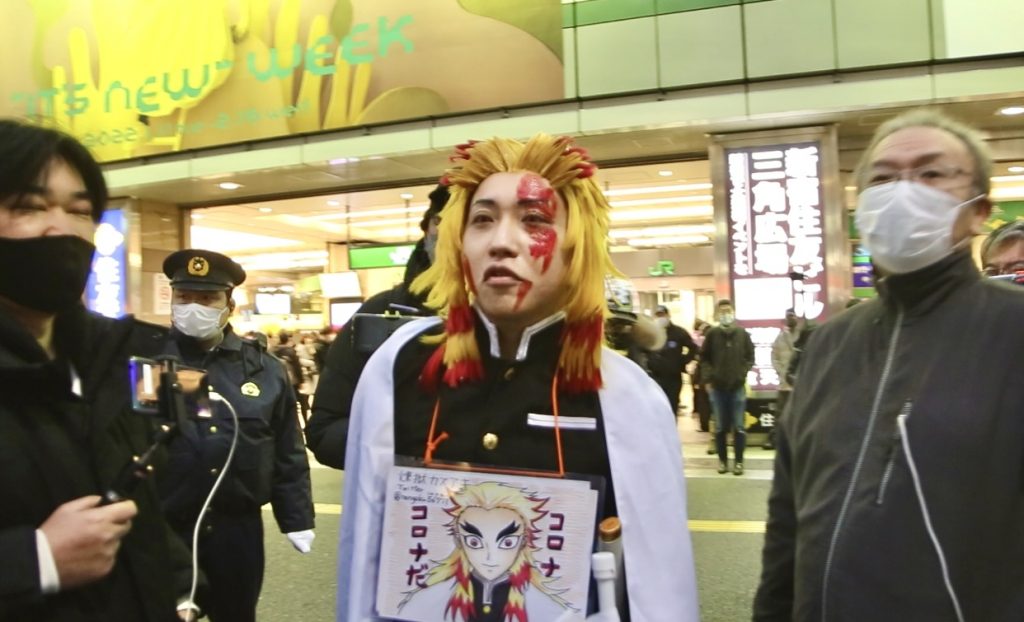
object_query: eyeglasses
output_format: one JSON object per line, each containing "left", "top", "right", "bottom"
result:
{"left": 982, "top": 261, "right": 1024, "bottom": 277}
{"left": 866, "top": 164, "right": 971, "bottom": 188}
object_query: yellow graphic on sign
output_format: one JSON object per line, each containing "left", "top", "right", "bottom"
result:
{"left": 2, "top": 0, "right": 564, "bottom": 162}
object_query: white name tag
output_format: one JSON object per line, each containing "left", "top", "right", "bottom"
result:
{"left": 527, "top": 413, "right": 598, "bottom": 431}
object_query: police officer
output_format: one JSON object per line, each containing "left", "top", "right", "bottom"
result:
{"left": 158, "top": 249, "right": 314, "bottom": 622}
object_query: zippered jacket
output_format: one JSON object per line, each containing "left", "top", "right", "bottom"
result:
{"left": 753, "top": 250, "right": 1024, "bottom": 621}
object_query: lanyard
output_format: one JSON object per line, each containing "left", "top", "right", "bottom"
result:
{"left": 423, "top": 373, "right": 566, "bottom": 478}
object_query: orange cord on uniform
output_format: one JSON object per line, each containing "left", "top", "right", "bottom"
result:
{"left": 423, "top": 373, "right": 566, "bottom": 477}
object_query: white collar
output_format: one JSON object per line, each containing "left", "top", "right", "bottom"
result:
{"left": 474, "top": 308, "right": 566, "bottom": 362}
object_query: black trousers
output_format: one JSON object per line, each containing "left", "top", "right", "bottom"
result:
{"left": 175, "top": 510, "right": 265, "bottom": 622}
{"left": 655, "top": 376, "right": 683, "bottom": 416}
{"left": 693, "top": 385, "right": 711, "bottom": 431}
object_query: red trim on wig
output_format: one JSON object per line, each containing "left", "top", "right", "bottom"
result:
{"left": 419, "top": 344, "right": 446, "bottom": 394}
{"left": 559, "top": 316, "right": 605, "bottom": 393}
{"left": 447, "top": 303, "right": 475, "bottom": 335}
{"left": 443, "top": 360, "right": 484, "bottom": 388}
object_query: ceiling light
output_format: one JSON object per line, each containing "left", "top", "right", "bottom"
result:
{"left": 218, "top": 182, "right": 243, "bottom": 190}
{"left": 189, "top": 226, "right": 302, "bottom": 253}
{"left": 998, "top": 106, "right": 1024, "bottom": 116}
{"left": 603, "top": 183, "right": 712, "bottom": 197}
{"left": 400, "top": 192, "right": 414, "bottom": 200}
{"left": 990, "top": 186, "right": 1024, "bottom": 200}
{"left": 1008, "top": 166, "right": 1024, "bottom": 173}
{"left": 311, "top": 205, "right": 426, "bottom": 221}
{"left": 658, "top": 170, "right": 673, "bottom": 177}
{"left": 234, "top": 250, "right": 328, "bottom": 271}
{"left": 609, "top": 206, "right": 713, "bottom": 222}
{"left": 627, "top": 235, "right": 710, "bottom": 247}
{"left": 609, "top": 195, "right": 712, "bottom": 208}
{"left": 327, "top": 200, "right": 341, "bottom": 206}
{"left": 609, "top": 224, "right": 716, "bottom": 239}
{"left": 258, "top": 207, "right": 273, "bottom": 213}
{"left": 348, "top": 216, "right": 420, "bottom": 228}
{"left": 190, "top": 213, "right": 205, "bottom": 220}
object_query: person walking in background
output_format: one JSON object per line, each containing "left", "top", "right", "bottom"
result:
{"left": 649, "top": 305, "right": 697, "bottom": 418}
{"left": 159, "top": 249, "right": 315, "bottom": 622}
{"left": 691, "top": 319, "right": 713, "bottom": 432}
{"left": 700, "top": 300, "right": 754, "bottom": 475}
{"left": 305, "top": 184, "right": 448, "bottom": 469}
{"left": 754, "top": 110, "right": 1024, "bottom": 621}
{"left": 763, "top": 309, "right": 799, "bottom": 450}
{"left": 981, "top": 219, "right": 1024, "bottom": 277}
{"left": 605, "top": 303, "right": 666, "bottom": 374}
{"left": 273, "top": 330, "right": 309, "bottom": 425}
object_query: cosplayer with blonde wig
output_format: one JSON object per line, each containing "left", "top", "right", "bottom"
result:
{"left": 335, "top": 133, "right": 701, "bottom": 622}
{"left": 399, "top": 482, "right": 569, "bottom": 621}
{"left": 412, "top": 134, "right": 618, "bottom": 393}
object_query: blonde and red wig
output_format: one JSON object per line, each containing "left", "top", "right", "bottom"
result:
{"left": 412, "top": 134, "right": 618, "bottom": 393}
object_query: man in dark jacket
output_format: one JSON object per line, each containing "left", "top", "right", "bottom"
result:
{"left": 0, "top": 119, "right": 196, "bottom": 620}
{"left": 649, "top": 305, "right": 696, "bottom": 417}
{"left": 159, "top": 249, "right": 314, "bottom": 622}
{"left": 754, "top": 110, "right": 1024, "bottom": 621}
{"left": 700, "top": 299, "right": 754, "bottom": 475}
{"left": 305, "top": 184, "right": 447, "bottom": 468}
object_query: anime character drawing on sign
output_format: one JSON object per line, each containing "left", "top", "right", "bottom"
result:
{"left": 398, "top": 482, "right": 572, "bottom": 621}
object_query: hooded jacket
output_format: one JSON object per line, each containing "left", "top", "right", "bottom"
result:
{"left": 306, "top": 237, "right": 434, "bottom": 468}
{"left": 754, "top": 251, "right": 1024, "bottom": 621}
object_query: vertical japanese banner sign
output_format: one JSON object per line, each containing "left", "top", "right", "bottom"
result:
{"left": 711, "top": 128, "right": 848, "bottom": 393}
{"left": 86, "top": 208, "right": 127, "bottom": 318}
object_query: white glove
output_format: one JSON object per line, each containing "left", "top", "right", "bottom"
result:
{"left": 286, "top": 529, "right": 315, "bottom": 553}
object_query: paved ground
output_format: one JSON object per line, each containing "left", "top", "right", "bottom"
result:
{"left": 255, "top": 413, "right": 775, "bottom": 621}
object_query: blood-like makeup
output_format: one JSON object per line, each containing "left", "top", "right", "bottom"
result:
{"left": 528, "top": 229, "right": 557, "bottom": 273}
{"left": 517, "top": 173, "right": 558, "bottom": 274}
{"left": 514, "top": 280, "right": 533, "bottom": 311}
{"left": 517, "top": 173, "right": 556, "bottom": 220}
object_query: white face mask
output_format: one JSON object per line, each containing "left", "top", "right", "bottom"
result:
{"left": 719, "top": 313, "right": 735, "bottom": 326}
{"left": 172, "top": 303, "right": 228, "bottom": 340}
{"left": 856, "top": 181, "right": 982, "bottom": 274}
{"left": 655, "top": 317, "right": 669, "bottom": 328}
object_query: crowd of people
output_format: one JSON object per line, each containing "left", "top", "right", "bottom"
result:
{"left": 0, "top": 105, "right": 1021, "bottom": 622}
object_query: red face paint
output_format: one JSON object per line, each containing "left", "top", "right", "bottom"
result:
{"left": 517, "top": 174, "right": 559, "bottom": 274}
{"left": 528, "top": 228, "right": 557, "bottom": 273}
{"left": 517, "top": 173, "right": 556, "bottom": 221}
{"left": 513, "top": 280, "right": 533, "bottom": 311}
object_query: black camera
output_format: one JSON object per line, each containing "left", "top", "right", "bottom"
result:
{"left": 103, "top": 357, "right": 210, "bottom": 505}
{"left": 129, "top": 356, "right": 209, "bottom": 418}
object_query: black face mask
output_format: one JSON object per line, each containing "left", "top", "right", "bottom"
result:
{"left": 0, "top": 235, "right": 95, "bottom": 313}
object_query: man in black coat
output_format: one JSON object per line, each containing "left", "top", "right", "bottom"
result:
{"left": 305, "top": 184, "right": 448, "bottom": 468}
{"left": 649, "top": 305, "right": 696, "bottom": 417}
{"left": 700, "top": 299, "right": 754, "bottom": 476}
{"left": 0, "top": 119, "right": 196, "bottom": 620}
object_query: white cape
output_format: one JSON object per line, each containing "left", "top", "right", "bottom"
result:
{"left": 336, "top": 318, "right": 699, "bottom": 622}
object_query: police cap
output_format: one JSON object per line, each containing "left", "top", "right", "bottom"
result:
{"left": 163, "top": 249, "right": 246, "bottom": 291}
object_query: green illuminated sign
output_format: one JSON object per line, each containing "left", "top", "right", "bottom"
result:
{"left": 648, "top": 260, "right": 675, "bottom": 276}
{"left": 348, "top": 244, "right": 416, "bottom": 269}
